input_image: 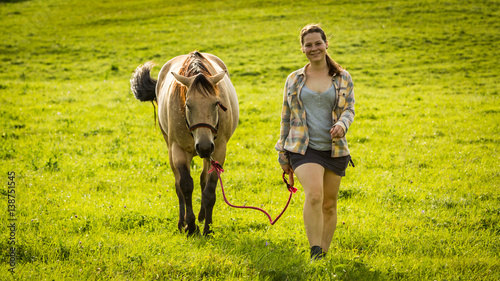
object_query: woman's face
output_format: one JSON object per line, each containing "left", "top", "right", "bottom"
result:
{"left": 301, "top": 32, "right": 328, "bottom": 63}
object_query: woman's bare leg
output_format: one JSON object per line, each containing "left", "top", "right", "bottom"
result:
{"left": 321, "top": 170, "right": 342, "bottom": 253}
{"left": 294, "top": 163, "right": 326, "bottom": 247}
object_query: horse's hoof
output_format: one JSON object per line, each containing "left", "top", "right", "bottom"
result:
{"left": 186, "top": 225, "right": 200, "bottom": 237}
{"left": 203, "top": 229, "right": 214, "bottom": 237}
{"left": 178, "top": 221, "right": 185, "bottom": 233}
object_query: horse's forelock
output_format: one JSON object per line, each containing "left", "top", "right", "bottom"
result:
{"left": 172, "top": 53, "right": 220, "bottom": 111}
{"left": 175, "top": 52, "right": 219, "bottom": 99}
{"left": 192, "top": 74, "right": 218, "bottom": 98}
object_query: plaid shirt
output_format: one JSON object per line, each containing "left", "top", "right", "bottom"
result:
{"left": 275, "top": 64, "right": 355, "bottom": 165}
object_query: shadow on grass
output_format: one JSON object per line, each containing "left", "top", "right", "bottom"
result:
{"left": 195, "top": 230, "right": 384, "bottom": 280}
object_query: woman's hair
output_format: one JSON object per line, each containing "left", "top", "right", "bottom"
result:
{"left": 300, "top": 24, "right": 344, "bottom": 76}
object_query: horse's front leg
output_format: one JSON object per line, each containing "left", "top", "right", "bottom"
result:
{"left": 200, "top": 148, "right": 226, "bottom": 236}
{"left": 198, "top": 167, "right": 208, "bottom": 223}
{"left": 174, "top": 180, "right": 186, "bottom": 232}
{"left": 171, "top": 144, "right": 198, "bottom": 236}
{"left": 200, "top": 167, "right": 219, "bottom": 236}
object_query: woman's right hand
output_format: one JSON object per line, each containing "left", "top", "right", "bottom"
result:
{"left": 330, "top": 125, "right": 345, "bottom": 139}
{"left": 281, "top": 164, "right": 294, "bottom": 187}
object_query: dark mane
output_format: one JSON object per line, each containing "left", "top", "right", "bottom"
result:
{"left": 192, "top": 74, "right": 217, "bottom": 97}
{"left": 183, "top": 51, "right": 212, "bottom": 77}
{"left": 173, "top": 51, "right": 218, "bottom": 107}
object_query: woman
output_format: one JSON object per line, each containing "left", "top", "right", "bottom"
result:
{"left": 275, "top": 24, "right": 355, "bottom": 260}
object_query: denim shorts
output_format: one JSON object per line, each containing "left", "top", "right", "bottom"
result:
{"left": 288, "top": 147, "right": 351, "bottom": 177}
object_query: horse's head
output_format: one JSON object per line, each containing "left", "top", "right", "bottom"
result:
{"left": 172, "top": 71, "right": 227, "bottom": 158}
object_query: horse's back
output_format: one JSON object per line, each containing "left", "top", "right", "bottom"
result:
{"left": 156, "top": 55, "right": 188, "bottom": 99}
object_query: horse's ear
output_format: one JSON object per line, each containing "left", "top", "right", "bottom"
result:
{"left": 171, "top": 72, "right": 195, "bottom": 87}
{"left": 208, "top": 71, "right": 226, "bottom": 85}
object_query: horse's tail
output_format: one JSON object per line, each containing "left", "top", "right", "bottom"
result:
{"left": 130, "top": 61, "right": 157, "bottom": 102}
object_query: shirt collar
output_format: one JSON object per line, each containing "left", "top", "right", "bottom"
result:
{"left": 297, "top": 63, "right": 309, "bottom": 77}
{"left": 297, "top": 63, "right": 338, "bottom": 78}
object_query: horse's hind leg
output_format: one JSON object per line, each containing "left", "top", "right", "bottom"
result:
{"left": 169, "top": 151, "right": 186, "bottom": 232}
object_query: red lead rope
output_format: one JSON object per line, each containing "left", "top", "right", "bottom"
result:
{"left": 209, "top": 160, "right": 297, "bottom": 225}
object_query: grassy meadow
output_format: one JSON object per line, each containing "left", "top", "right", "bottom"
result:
{"left": 1, "top": 0, "right": 499, "bottom": 279}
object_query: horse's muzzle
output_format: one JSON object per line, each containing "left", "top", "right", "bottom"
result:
{"left": 195, "top": 141, "right": 215, "bottom": 159}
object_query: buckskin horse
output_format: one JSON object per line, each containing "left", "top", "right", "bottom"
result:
{"left": 130, "top": 51, "right": 239, "bottom": 236}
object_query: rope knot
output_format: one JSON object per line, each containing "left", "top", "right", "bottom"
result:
{"left": 282, "top": 173, "right": 298, "bottom": 193}
{"left": 209, "top": 160, "right": 224, "bottom": 174}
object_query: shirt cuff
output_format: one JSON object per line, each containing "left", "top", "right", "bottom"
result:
{"left": 278, "top": 152, "right": 289, "bottom": 165}
{"left": 334, "top": 121, "right": 347, "bottom": 134}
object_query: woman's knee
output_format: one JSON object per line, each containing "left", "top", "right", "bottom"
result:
{"left": 322, "top": 200, "right": 337, "bottom": 215}
{"left": 305, "top": 189, "right": 323, "bottom": 206}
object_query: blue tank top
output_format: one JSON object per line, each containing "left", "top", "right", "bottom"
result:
{"left": 301, "top": 83, "right": 336, "bottom": 151}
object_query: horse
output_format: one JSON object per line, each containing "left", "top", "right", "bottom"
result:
{"left": 130, "top": 51, "right": 239, "bottom": 236}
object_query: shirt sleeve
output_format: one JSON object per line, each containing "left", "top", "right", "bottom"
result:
{"left": 335, "top": 71, "right": 355, "bottom": 134}
{"left": 275, "top": 75, "right": 292, "bottom": 165}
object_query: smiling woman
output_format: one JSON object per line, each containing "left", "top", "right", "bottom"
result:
{"left": 275, "top": 24, "right": 355, "bottom": 260}
{"left": 300, "top": 25, "right": 344, "bottom": 78}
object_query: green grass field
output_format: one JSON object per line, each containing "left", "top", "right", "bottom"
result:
{"left": 1, "top": 0, "right": 499, "bottom": 279}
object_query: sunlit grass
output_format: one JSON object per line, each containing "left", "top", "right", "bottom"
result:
{"left": 1, "top": 0, "right": 499, "bottom": 280}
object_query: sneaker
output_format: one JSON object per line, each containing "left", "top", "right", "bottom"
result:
{"left": 310, "top": 246, "right": 323, "bottom": 260}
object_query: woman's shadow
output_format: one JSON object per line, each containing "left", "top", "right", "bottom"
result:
{"left": 197, "top": 223, "right": 383, "bottom": 280}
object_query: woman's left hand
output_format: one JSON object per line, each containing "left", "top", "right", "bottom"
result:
{"left": 280, "top": 164, "right": 294, "bottom": 187}
{"left": 330, "top": 125, "right": 345, "bottom": 139}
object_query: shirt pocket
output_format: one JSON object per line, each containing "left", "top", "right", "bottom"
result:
{"left": 337, "top": 89, "right": 348, "bottom": 109}
{"left": 287, "top": 89, "right": 300, "bottom": 109}
{"left": 331, "top": 110, "right": 338, "bottom": 124}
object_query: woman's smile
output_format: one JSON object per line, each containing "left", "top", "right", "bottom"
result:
{"left": 302, "top": 32, "right": 328, "bottom": 62}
